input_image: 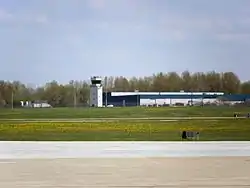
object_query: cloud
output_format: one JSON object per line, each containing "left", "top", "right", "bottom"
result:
{"left": 85, "top": 0, "right": 142, "bottom": 14}
{"left": 159, "top": 14, "right": 229, "bottom": 32}
{"left": 70, "top": 0, "right": 250, "bottom": 42}
{"left": 34, "top": 15, "right": 48, "bottom": 24}
{"left": 0, "top": 8, "right": 48, "bottom": 24}
{"left": 1, "top": 0, "right": 246, "bottom": 43}
{"left": 215, "top": 33, "right": 250, "bottom": 41}
{"left": 0, "top": 9, "right": 13, "bottom": 21}
{"left": 82, "top": 3, "right": 241, "bottom": 41}
{"left": 86, "top": 0, "right": 105, "bottom": 10}
{"left": 154, "top": 10, "right": 250, "bottom": 42}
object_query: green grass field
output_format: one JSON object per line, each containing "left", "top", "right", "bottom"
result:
{"left": 0, "top": 106, "right": 249, "bottom": 141}
{"left": 0, "top": 119, "right": 249, "bottom": 141}
{"left": 0, "top": 106, "right": 249, "bottom": 119}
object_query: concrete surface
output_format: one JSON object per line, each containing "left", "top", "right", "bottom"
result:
{"left": 1, "top": 141, "right": 250, "bottom": 159}
{"left": 1, "top": 142, "right": 250, "bottom": 187}
{"left": 0, "top": 157, "right": 250, "bottom": 187}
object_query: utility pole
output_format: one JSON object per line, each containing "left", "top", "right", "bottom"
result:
{"left": 11, "top": 90, "right": 14, "bottom": 110}
{"left": 220, "top": 72, "right": 223, "bottom": 91}
{"left": 73, "top": 83, "right": 77, "bottom": 108}
{"left": 105, "top": 76, "right": 108, "bottom": 107}
{"left": 74, "top": 90, "right": 76, "bottom": 108}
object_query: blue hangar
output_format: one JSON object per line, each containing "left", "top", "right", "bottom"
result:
{"left": 102, "top": 91, "right": 250, "bottom": 107}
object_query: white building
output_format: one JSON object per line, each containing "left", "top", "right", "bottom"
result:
{"left": 20, "top": 100, "right": 52, "bottom": 108}
{"left": 89, "top": 76, "right": 103, "bottom": 107}
{"left": 33, "top": 101, "right": 52, "bottom": 108}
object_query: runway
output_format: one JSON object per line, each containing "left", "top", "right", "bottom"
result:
{"left": 1, "top": 157, "right": 250, "bottom": 188}
{"left": 1, "top": 141, "right": 250, "bottom": 158}
{"left": 1, "top": 142, "right": 250, "bottom": 187}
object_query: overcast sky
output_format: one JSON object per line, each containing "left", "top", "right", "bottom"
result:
{"left": 1, "top": 0, "right": 250, "bottom": 85}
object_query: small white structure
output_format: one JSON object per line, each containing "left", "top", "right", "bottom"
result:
{"left": 20, "top": 101, "right": 32, "bottom": 107}
{"left": 20, "top": 100, "right": 52, "bottom": 108}
{"left": 89, "top": 76, "right": 103, "bottom": 107}
{"left": 33, "top": 101, "right": 52, "bottom": 108}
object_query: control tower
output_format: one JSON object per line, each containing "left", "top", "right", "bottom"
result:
{"left": 90, "top": 76, "right": 103, "bottom": 107}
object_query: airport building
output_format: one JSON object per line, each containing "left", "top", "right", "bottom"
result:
{"left": 103, "top": 91, "right": 222, "bottom": 107}
{"left": 89, "top": 76, "right": 250, "bottom": 107}
{"left": 102, "top": 92, "right": 250, "bottom": 107}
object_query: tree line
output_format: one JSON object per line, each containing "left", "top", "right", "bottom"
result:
{"left": 1, "top": 71, "right": 250, "bottom": 107}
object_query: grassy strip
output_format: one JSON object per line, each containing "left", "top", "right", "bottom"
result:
{"left": 0, "top": 106, "right": 250, "bottom": 119}
{"left": 0, "top": 119, "right": 249, "bottom": 141}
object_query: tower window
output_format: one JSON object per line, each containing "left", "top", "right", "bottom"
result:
{"left": 91, "top": 80, "right": 101, "bottom": 85}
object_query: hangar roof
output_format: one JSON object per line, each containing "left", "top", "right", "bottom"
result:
{"left": 111, "top": 92, "right": 224, "bottom": 96}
